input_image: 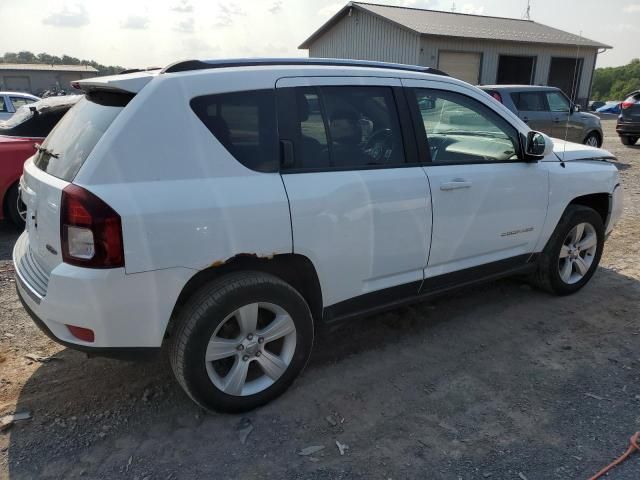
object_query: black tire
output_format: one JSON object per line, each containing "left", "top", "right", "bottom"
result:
{"left": 169, "top": 271, "right": 314, "bottom": 413}
{"left": 621, "top": 136, "right": 638, "bottom": 146}
{"left": 5, "top": 183, "right": 25, "bottom": 228}
{"left": 532, "top": 205, "right": 604, "bottom": 296}
{"left": 583, "top": 131, "right": 602, "bottom": 148}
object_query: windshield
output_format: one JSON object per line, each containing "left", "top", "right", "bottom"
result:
{"left": 33, "top": 92, "right": 131, "bottom": 181}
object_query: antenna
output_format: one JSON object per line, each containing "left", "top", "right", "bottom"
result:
{"left": 523, "top": 0, "right": 531, "bottom": 20}
{"left": 451, "top": 2, "right": 456, "bottom": 13}
{"left": 562, "top": 30, "right": 583, "bottom": 162}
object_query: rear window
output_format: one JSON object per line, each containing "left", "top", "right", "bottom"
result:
{"left": 33, "top": 91, "right": 131, "bottom": 181}
{"left": 190, "top": 90, "right": 278, "bottom": 173}
{"left": 512, "top": 91, "right": 547, "bottom": 112}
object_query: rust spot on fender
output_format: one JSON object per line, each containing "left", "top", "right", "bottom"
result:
{"left": 209, "top": 252, "right": 279, "bottom": 269}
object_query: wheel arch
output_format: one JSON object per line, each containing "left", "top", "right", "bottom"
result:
{"left": 567, "top": 192, "right": 610, "bottom": 225}
{"left": 167, "top": 253, "right": 323, "bottom": 339}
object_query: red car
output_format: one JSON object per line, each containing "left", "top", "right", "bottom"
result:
{"left": 0, "top": 96, "right": 80, "bottom": 226}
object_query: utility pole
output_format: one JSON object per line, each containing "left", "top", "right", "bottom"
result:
{"left": 523, "top": 0, "right": 531, "bottom": 20}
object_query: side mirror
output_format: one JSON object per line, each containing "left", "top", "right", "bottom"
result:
{"left": 418, "top": 97, "right": 436, "bottom": 110}
{"left": 525, "top": 131, "right": 554, "bottom": 161}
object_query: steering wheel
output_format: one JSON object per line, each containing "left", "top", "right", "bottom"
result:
{"left": 364, "top": 129, "right": 394, "bottom": 163}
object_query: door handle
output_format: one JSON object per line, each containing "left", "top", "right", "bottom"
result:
{"left": 440, "top": 180, "right": 472, "bottom": 191}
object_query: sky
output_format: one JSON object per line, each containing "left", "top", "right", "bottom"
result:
{"left": 0, "top": 0, "right": 637, "bottom": 69}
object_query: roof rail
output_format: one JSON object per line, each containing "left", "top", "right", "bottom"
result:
{"left": 160, "top": 58, "right": 449, "bottom": 76}
{"left": 118, "top": 67, "right": 162, "bottom": 75}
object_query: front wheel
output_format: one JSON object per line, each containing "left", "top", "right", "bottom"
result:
{"left": 532, "top": 205, "right": 604, "bottom": 295}
{"left": 621, "top": 136, "right": 638, "bottom": 146}
{"left": 583, "top": 132, "right": 601, "bottom": 147}
{"left": 169, "top": 272, "right": 314, "bottom": 412}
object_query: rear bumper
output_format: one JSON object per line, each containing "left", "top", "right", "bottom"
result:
{"left": 616, "top": 122, "right": 640, "bottom": 136}
{"left": 13, "top": 231, "right": 194, "bottom": 353}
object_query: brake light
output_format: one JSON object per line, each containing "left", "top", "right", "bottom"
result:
{"left": 61, "top": 185, "right": 124, "bottom": 268}
{"left": 622, "top": 96, "right": 638, "bottom": 109}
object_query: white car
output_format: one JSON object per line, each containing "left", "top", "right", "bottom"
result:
{"left": 13, "top": 59, "right": 623, "bottom": 412}
{"left": 0, "top": 91, "right": 40, "bottom": 121}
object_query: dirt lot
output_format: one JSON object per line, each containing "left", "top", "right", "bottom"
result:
{"left": 1, "top": 119, "right": 639, "bottom": 479}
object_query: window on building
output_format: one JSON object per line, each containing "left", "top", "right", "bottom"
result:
{"left": 190, "top": 89, "right": 278, "bottom": 173}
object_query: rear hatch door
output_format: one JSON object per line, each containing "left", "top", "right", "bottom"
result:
{"left": 20, "top": 92, "right": 132, "bottom": 277}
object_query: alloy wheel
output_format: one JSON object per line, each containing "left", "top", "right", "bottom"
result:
{"left": 558, "top": 222, "right": 598, "bottom": 284}
{"left": 204, "top": 302, "right": 297, "bottom": 396}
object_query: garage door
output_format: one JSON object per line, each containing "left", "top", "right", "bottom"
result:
{"left": 438, "top": 51, "right": 481, "bottom": 84}
{"left": 3, "top": 76, "right": 31, "bottom": 92}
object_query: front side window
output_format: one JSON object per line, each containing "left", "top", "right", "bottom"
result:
{"left": 281, "top": 86, "right": 406, "bottom": 171}
{"left": 190, "top": 90, "right": 278, "bottom": 173}
{"left": 0, "top": 97, "right": 7, "bottom": 113}
{"left": 546, "top": 91, "right": 571, "bottom": 112}
{"left": 512, "top": 91, "right": 547, "bottom": 112}
{"left": 412, "top": 88, "right": 519, "bottom": 163}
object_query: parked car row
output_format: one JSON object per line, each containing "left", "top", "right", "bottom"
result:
{"left": 12, "top": 58, "right": 622, "bottom": 412}
{"left": 0, "top": 95, "right": 81, "bottom": 225}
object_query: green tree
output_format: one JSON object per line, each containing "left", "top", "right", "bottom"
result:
{"left": 592, "top": 59, "right": 640, "bottom": 100}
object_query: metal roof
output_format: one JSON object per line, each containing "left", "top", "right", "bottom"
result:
{"left": 0, "top": 63, "right": 98, "bottom": 73}
{"left": 299, "top": 2, "right": 612, "bottom": 50}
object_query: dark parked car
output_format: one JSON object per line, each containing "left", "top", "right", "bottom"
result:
{"left": 480, "top": 85, "right": 603, "bottom": 146}
{"left": 589, "top": 100, "right": 606, "bottom": 111}
{"left": 617, "top": 90, "right": 640, "bottom": 146}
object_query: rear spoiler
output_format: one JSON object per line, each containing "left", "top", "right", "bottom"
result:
{"left": 72, "top": 70, "right": 159, "bottom": 94}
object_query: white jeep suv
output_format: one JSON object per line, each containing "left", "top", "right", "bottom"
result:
{"left": 13, "top": 59, "right": 623, "bottom": 412}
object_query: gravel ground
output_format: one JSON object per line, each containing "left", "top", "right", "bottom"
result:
{"left": 1, "top": 119, "right": 639, "bottom": 480}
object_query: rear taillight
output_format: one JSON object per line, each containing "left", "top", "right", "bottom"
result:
{"left": 490, "top": 91, "right": 503, "bottom": 104}
{"left": 61, "top": 185, "right": 124, "bottom": 268}
{"left": 622, "top": 96, "right": 638, "bottom": 109}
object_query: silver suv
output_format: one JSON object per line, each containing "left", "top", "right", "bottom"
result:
{"left": 480, "top": 85, "right": 603, "bottom": 147}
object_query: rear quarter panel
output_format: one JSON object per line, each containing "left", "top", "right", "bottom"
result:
{"left": 74, "top": 73, "right": 293, "bottom": 274}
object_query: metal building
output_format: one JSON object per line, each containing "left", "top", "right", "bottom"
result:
{"left": 0, "top": 64, "right": 98, "bottom": 96}
{"left": 299, "top": 2, "right": 611, "bottom": 106}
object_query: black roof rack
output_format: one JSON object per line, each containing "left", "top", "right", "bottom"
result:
{"left": 118, "top": 67, "right": 162, "bottom": 75}
{"left": 160, "top": 58, "right": 448, "bottom": 76}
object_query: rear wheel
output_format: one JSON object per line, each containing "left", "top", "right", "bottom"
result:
{"left": 583, "top": 132, "right": 601, "bottom": 147}
{"left": 621, "top": 136, "right": 638, "bottom": 146}
{"left": 533, "top": 205, "right": 604, "bottom": 295}
{"left": 5, "top": 183, "right": 26, "bottom": 229}
{"left": 169, "top": 271, "right": 314, "bottom": 412}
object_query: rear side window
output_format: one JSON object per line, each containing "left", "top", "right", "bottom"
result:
{"left": 279, "top": 86, "right": 406, "bottom": 171}
{"left": 190, "top": 90, "right": 278, "bottom": 173}
{"left": 33, "top": 91, "right": 131, "bottom": 181}
{"left": 512, "top": 92, "right": 546, "bottom": 112}
{"left": 0, "top": 97, "right": 7, "bottom": 113}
